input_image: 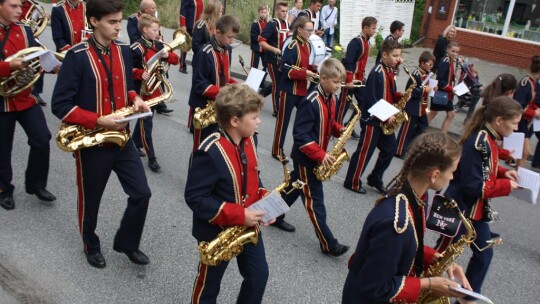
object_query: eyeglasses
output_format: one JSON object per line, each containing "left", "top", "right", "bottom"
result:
{"left": 303, "top": 28, "right": 314, "bottom": 33}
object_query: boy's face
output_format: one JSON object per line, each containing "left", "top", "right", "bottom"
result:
{"left": 215, "top": 29, "right": 236, "bottom": 47}
{"left": 382, "top": 48, "right": 402, "bottom": 68}
{"left": 310, "top": 2, "right": 322, "bottom": 13}
{"left": 394, "top": 27, "right": 405, "bottom": 39}
{"left": 234, "top": 110, "right": 261, "bottom": 138}
{"left": 142, "top": 22, "right": 160, "bottom": 41}
{"left": 363, "top": 23, "right": 377, "bottom": 38}
{"left": 258, "top": 9, "right": 268, "bottom": 20}
{"left": 448, "top": 46, "right": 459, "bottom": 60}
{"left": 0, "top": 0, "right": 22, "bottom": 24}
{"left": 90, "top": 12, "right": 123, "bottom": 42}
{"left": 320, "top": 75, "right": 341, "bottom": 95}
{"left": 420, "top": 59, "right": 434, "bottom": 72}
{"left": 276, "top": 5, "right": 288, "bottom": 20}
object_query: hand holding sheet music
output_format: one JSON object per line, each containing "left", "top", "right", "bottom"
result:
{"left": 247, "top": 191, "right": 290, "bottom": 224}
{"left": 368, "top": 99, "right": 400, "bottom": 122}
{"left": 511, "top": 167, "right": 540, "bottom": 204}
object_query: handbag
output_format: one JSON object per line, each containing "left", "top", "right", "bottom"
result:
{"left": 432, "top": 90, "right": 449, "bottom": 105}
{"left": 426, "top": 195, "right": 463, "bottom": 237}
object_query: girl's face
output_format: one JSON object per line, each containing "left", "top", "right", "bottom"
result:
{"left": 447, "top": 27, "right": 456, "bottom": 39}
{"left": 430, "top": 157, "right": 460, "bottom": 191}
{"left": 493, "top": 115, "right": 521, "bottom": 138}
{"left": 448, "top": 46, "right": 460, "bottom": 60}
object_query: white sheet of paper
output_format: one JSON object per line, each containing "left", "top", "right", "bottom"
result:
{"left": 503, "top": 132, "right": 525, "bottom": 159}
{"left": 247, "top": 191, "right": 290, "bottom": 224}
{"left": 511, "top": 167, "right": 540, "bottom": 205}
{"left": 453, "top": 82, "right": 470, "bottom": 96}
{"left": 368, "top": 99, "right": 400, "bottom": 122}
{"left": 448, "top": 286, "right": 494, "bottom": 304}
{"left": 114, "top": 111, "right": 153, "bottom": 123}
{"left": 428, "top": 79, "right": 438, "bottom": 97}
{"left": 39, "top": 52, "right": 62, "bottom": 73}
{"left": 147, "top": 49, "right": 166, "bottom": 69}
{"left": 245, "top": 68, "right": 266, "bottom": 92}
{"left": 533, "top": 118, "right": 540, "bottom": 132}
{"left": 23, "top": 49, "right": 49, "bottom": 61}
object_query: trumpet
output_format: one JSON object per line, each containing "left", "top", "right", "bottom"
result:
{"left": 283, "top": 63, "right": 319, "bottom": 83}
{"left": 20, "top": 0, "right": 48, "bottom": 37}
{"left": 341, "top": 80, "right": 365, "bottom": 88}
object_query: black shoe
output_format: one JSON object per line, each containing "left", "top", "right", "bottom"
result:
{"left": 367, "top": 179, "right": 386, "bottom": 194}
{"left": 113, "top": 246, "right": 150, "bottom": 265}
{"left": 271, "top": 220, "right": 296, "bottom": 232}
{"left": 0, "top": 196, "right": 15, "bottom": 210}
{"left": 85, "top": 251, "right": 106, "bottom": 268}
{"left": 272, "top": 112, "right": 277, "bottom": 117}
{"left": 156, "top": 107, "right": 174, "bottom": 114}
{"left": 351, "top": 130, "right": 360, "bottom": 139}
{"left": 180, "top": 67, "right": 187, "bottom": 74}
{"left": 36, "top": 95, "right": 47, "bottom": 106}
{"left": 325, "top": 243, "right": 350, "bottom": 257}
{"left": 136, "top": 148, "right": 146, "bottom": 157}
{"left": 394, "top": 154, "right": 405, "bottom": 160}
{"left": 148, "top": 158, "right": 161, "bottom": 172}
{"left": 26, "top": 188, "right": 56, "bottom": 202}
{"left": 343, "top": 184, "right": 366, "bottom": 194}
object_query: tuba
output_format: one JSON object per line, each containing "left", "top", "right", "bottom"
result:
{"left": 381, "top": 67, "right": 417, "bottom": 135}
{"left": 198, "top": 156, "right": 305, "bottom": 266}
{"left": 0, "top": 46, "right": 44, "bottom": 97}
{"left": 193, "top": 101, "right": 216, "bottom": 129}
{"left": 418, "top": 198, "right": 476, "bottom": 304}
{"left": 20, "top": 0, "right": 49, "bottom": 37}
{"left": 314, "top": 101, "right": 361, "bottom": 181}
{"left": 56, "top": 77, "right": 173, "bottom": 152}
{"left": 141, "top": 29, "right": 191, "bottom": 96}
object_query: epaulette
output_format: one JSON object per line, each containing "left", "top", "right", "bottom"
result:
{"left": 199, "top": 132, "right": 221, "bottom": 152}
{"left": 202, "top": 44, "right": 213, "bottom": 53}
{"left": 130, "top": 42, "right": 142, "bottom": 50}
{"left": 375, "top": 64, "right": 383, "bottom": 73}
{"left": 71, "top": 42, "right": 89, "bottom": 53}
{"left": 253, "top": 19, "right": 259, "bottom": 24}
{"left": 128, "top": 13, "right": 138, "bottom": 19}
{"left": 474, "top": 130, "right": 488, "bottom": 151}
{"left": 393, "top": 194, "right": 410, "bottom": 234}
{"left": 306, "top": 90, "right": 319, "bottom": 103}
{"left": 412, "top": 69, "right": 421, "bottom": 77}
{"left": 196, "top": 19, "right": 205, "bottom": 30}
{"left": 287, "top": 39, "right": 298, "bottom": 50}
{"left": 443, "top": 56, "right": 451, "bottom": 63}
{"left": 520, "top": 76, "right": 533, "bottom": 87}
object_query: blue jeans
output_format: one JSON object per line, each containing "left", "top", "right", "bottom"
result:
{"left": 322, "top": 28, "right": 334, "bottom": 47}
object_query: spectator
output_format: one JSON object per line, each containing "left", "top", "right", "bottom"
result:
{"left": 320, "top": 0, "right": 338, "bottom": 47}
{"left": 287, "top": 0, "right": 303, "bottom": 25}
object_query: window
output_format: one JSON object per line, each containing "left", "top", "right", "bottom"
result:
{"left": 453, "top": 0, "right": 540, "bottom": 43}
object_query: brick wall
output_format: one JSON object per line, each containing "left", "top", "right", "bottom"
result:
{"left": 420, "top": 0, "right": 539, "bottom": 69}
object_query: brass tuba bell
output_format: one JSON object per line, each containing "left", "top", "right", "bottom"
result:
{"left": 0, "top": 46, "right": 44, "bottom": 97}
{"left": 141, "top": 29, "right": 192, "bottom": 96}
{"left": 20, "top": 0, "right": 49, "bottom": 37}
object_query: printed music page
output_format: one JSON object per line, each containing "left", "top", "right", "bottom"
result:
{"left": 448, "top": 286, "right": 494, "bottom": 304}
{"left": 247, "top": 191, "right": 290, "bottom": 224}
{"left": 39, "top": 51, "right": 62, "bottom": 73}
{"left": 503, "top": 132, "right": 525, "bottom": 159}
{"left": 23, "top": 49, "right": 49, "bottom": 62}
{"left": 368, "top": 99, "right": 400, "bottom": 122}
{"left": 533, "top": 118, "right": 540, "bottom": 132}
{"left": 245, "top": 68, "right": 266, "bottom": 92}
{"left": 114, "top": 112, "right": 153, "bottom": 123}
{"left": 511, "top": 167, "right": 540, "bottom": 205}
{"left": 453, "top": 82, "right": 470, "bottom": 96}
{"left": 428, "top": 79, "right": 438, "bottom": 97}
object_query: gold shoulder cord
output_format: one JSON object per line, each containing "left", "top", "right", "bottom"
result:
{"left": 394, "top": 194, "right": 410, "bottom": 234}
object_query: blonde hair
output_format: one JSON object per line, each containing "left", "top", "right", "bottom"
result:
{"left": 201, "top": 0, "right": 222, "bottom": 33}
{"left": 320, "top": 58, "right": 345, "bottom": 81}
{"left": 216, "top": 84, "right": 264, "bottom": 128}
{"left": 138, "top": 13, "right": 159, "bottom": 32}
{"left": 442, "top": 25, "right": 456, "bottom": 38}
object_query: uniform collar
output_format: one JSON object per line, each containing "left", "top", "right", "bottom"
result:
{"left": 0, "top": 22, "right": 10, "bottom": 30}
{"left": 66, "top": 0, "right": 80, "bottom": 9}
{"left": 360, "top": 32, "right": 369, "bottom": 41}
{"left": 210, "top": 36, "right": 225, "bottom": 53}
{"left": 295, "top": 35, "right": 306, "bottom": 45}
{"left": 141, "top": 37, "right": 153, "bottom": 49}
{"left": 91, "top": 36, "right": 112, "bottom": 55}
{"left": 418, "top": 66, "right": 428, "bottom": 75}
{"left": 317, "top": 84, "right": 331, "bottom": 101}
{"left": 484, "top": 123, "right": 501, "bottom": 141}
{"left": 220, "top": 127, "right": 245, "bottom": 147}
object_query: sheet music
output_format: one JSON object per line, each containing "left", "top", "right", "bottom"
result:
{"left": 23, "top": 49, "right": 49, "bottom": 61}
{"left": 39, "top": 51, "right": 62, "bottom": 73}
{"left": 114, "top": 111, "right": 153, "bottom": 123}
{"left": 453, "top": 82, "right": 470, "bottom": 96}
{"left": 533, "top": 118, "right": 540, "bottom": 132}
{"left": 245, "top": 68, "right": 266, "bottom": 92}
{"left": 503, "top": 132, "right": 525, "bottom": 159}
{"left": 367, "top": 99, "right": 400, "bottom": 122}
{"left": 247, "top": 191, "right": 290, "bottom": 224}
{"left": 448, "top": 286, "right": 494, "bottom": 304}
{"left": 428, "top": 79, "right": 438, "bottom": 97}
{"left": 511, "top": 167, "right": 540, "bottom": 205}
{"left": 147, "top": 49, "right": 166, "bottom": 68}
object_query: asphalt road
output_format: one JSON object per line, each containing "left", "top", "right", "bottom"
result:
{"left": 0, "top": 16, "right": 539, "bottom": 304}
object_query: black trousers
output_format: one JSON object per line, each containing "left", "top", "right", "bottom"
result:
{"left": 73, "top": 140, "right": 151, "bottom": 254}
{"left": 0, "top": 105, "right": 51, "bottom": 198}
{"left": 132, "top": 108, "right": 156, "bottom": 159}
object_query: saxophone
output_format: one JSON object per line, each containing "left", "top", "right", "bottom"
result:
{"left": 56, "top": 78, "right": 173, "bottom": 152}
{"left": 193, "top": 101, "right": 217, "bottom": 129}
{"left": 198, "top": 156, "right": 305, "bottom": 266}
{"left": 418, "top": 199, "right": 476, "bottom": 304}
{"left": 314, "top": 101, "right": 361, "bottom": 181}
{"left": 381, "top": 67, "right": 417, "bottom": 135}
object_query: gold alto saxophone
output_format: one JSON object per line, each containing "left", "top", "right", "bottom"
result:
{"left": 193, "top": 101, "right": 216, "bottom": 129}
{"left": 381, "top": 67, "right": 417, "bottom": 135}
{"left": 198, "top": 156, "right": 305, "bottom": 266}
{"left": 418, "top": 199, "right": 476, "bottom": 304}
{"left": 314, "top": 101, "right": 361, "bottom": 181}
{"left": 55, "top": 77, "right": 173, "bottom": 152}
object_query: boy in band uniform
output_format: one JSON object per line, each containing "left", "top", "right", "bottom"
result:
{"left": 395, "top": 51, "right": 434, "bottom": 158}
{"left": 185, "top": 84, "right": 271, "bottom": 304}
{"left": 294, "top": 0, "right": 324, "bottom": 36}
{"left": 343, "top": 39, "right": 405, "bottom": 195}
{"left": 189, "top": 14, "right": 239, "bottom": 151}
{"left": 51, "top": 0, "right": 87, "bottom": 52}
{"left": 0, "top": 0, "right": 56, "bottom": 210}
{"left": 375, "top": 20, "right": 405, "bottom": 64}
{"left": 273, "top": 58, "right": 349, "bottom": 257}
{"left": 51, "top": 0, "right": 152, "bottom": 269}
{"left": 131, "top": 14, "right": 179, "bottom": 172}
{"left": 250, "top": 5, "right": 268, "bottom": 70}
{"left": 335, "top": 16, "right": 377, "bottom": 125}
{"left": 258, "top": 1, "right": 289, "bottom": 116}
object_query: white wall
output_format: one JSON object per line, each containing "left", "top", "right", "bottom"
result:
{"left": 339, "top": 0, "right": 415, "bottom": 48}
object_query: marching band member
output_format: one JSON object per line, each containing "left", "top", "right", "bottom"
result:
{"left": 271, "top": 16, "right": 317, "bottom": 160}
{"left": 375, "top": 20, "right": 405, "bottom": 64}
{"left": 189, "top": 14, "right": 238, "bottom": 151}
{"left": 258, "top": 1, "right": 289, "bottom": 117}
{"left": 249, "top": 5, "right": 268, "bottom": 70}
{"left": 185, "top": 84, "right": 271, "bottom": 304}
{"left": 179, "top": 0, "right": 204, "bottom": 74}
{"left": 294, "top": 0, "right": 323, "bottom": 37}
{"left": 435, "top": 96, "right": 521, "bottom": 303}
{"left": 395, "top": 51, "right": 434, "bottom": 158}
{"left": 51, "top": 0, "right": 86, "bottom": 52}
{"left": 131, "top": 14, "right": 179, "bottom": 172}
{"left": 273, "top": 59, "right": 350, "bottom": 257}
{"left": 51, "top": 0, "right": 152, "bottom": 269}
{"left": 343, "top": 39, "right": 404, "bottom": 195}
{"left": 0, "top": 0, "right": 56, "bottom": 210}
{"left": 514, "top": 55, "right": 540, "bottom": 169}
{"left": 335, "top": 16, "right": 377, "bottom": 125}
{"left": 342, "top": 132, "right": 471, "bottom": 303}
